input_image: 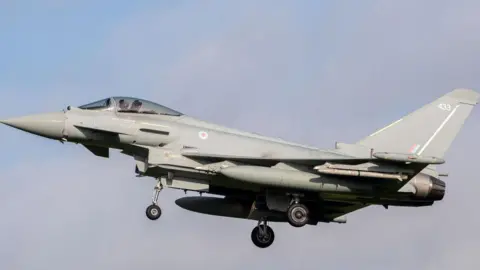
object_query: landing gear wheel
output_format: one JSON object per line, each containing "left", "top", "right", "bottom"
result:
{"left": 146, "top": 204, "right": 162, "bottom": 220}
{"left": 146, "top": 178, "right": 163, "bottom": 221}
{"left": 251, "top": 226, "right": 275, "bottom": 248}
{"left": 287, "top": 203, "right": 309, "bottom": 227}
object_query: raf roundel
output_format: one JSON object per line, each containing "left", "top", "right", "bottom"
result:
{"left": 198, "top": 131, "right": 208, "bottom": 140}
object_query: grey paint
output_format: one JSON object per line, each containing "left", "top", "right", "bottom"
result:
{"left": 0, "top": 112, "right": 65, "bottom": 139}
{"left": 1, "top": 88, "right": 477, "bottom": 248}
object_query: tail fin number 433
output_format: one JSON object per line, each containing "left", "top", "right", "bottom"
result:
{"left": 438, "top": 103, "right": 452, "bottom": 111}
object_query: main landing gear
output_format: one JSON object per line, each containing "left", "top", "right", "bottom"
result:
{"left": 251, "top": 218, "right": 275, "bottom": 248}
{"left": 286, "top": 197, "right": 310, "bottom": 228}
{"left": 146, "top": 179, "right": 163, "bottom": 220}
{"left": 250, "top": 196, "right": 310, "bottom": 248}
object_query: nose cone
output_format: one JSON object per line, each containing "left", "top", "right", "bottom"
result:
{"left": 1, "top": 112, "right": 66, "bottom": 140}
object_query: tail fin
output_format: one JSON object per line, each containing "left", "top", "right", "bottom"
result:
{"left": 356, "top": 88, "right": 479, "bottom": 158}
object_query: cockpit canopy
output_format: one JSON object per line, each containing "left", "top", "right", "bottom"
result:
{"left": 78, "top": 97, "right": 183, "bottom": 116}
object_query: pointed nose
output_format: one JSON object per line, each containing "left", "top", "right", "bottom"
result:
{"left": 1, "top": 112, "right": 66, "bottom": 139}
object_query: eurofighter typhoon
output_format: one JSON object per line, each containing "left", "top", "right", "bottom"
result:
{"left": 1, "top": 89, "right": 478, "bottom": 248}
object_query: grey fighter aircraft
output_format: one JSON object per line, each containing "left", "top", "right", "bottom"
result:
{"left": 1, "top": 89, "right": 478, "bottom": 248}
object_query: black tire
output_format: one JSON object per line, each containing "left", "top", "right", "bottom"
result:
{"left": 146, "top": 204, "right": 162, "bottom": 220}
{"left": 287, "top": 203, "right": 309, "bottom": 227}
{"left": 251, "top": 226, "right": 275, "bottom": 248}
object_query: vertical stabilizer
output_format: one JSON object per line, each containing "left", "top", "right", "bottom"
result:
{"left": 356, "top": 89, "right": 479, "bottom": 158}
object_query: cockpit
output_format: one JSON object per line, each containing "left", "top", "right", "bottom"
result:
{"left": 78, "top": 97, "right": 183, "bottom": 116}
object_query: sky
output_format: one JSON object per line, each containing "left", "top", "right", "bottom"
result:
{"left": 1, "top": 1, "right": 480, "bottom": 269}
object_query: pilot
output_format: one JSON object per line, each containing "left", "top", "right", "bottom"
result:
{"left": 131, "top": 100, "right": 143, "bottom": 112}
{"left": 118, "top": 99, "right": 129, "bottom": 110}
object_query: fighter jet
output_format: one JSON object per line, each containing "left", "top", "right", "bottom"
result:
{"left": 1, "top": 89, "right": 478, "bottom": 248}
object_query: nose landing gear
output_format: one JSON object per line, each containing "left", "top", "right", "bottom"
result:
{"left": 146, "top": 204, "right": 161, "bottom": 220}
{"left": 146, "top": 179, "right": 163, "bottom": 221}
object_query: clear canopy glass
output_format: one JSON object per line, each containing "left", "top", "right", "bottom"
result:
{"left": 78, "top": 98, "right": 112, "bottom": 110}
{"left": 78, "top": 97, "right": 183, "bottom": 116}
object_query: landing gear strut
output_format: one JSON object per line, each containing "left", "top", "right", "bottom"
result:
{"left": 146, "top": 179, "right": 163, "bottom": 220}
{"left": 251, "top": 218, "right": 275, "bottom": 248}
{"left": 287, "top": 197, "right": 309, "bottom": 227}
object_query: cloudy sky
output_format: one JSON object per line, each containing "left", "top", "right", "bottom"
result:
{"left": 1, "top": 1, "right": 480, "bottom": 269}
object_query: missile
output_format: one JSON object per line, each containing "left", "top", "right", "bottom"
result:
{"left": 219, "top": 165, "right": 373, "bottom": 193}
{"left": 314, "top": 167, "right": 408, "bottom": 181}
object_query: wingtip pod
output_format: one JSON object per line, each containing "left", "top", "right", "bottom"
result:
{"left": 448, "top": 88, "right": 480, "bottom": 105}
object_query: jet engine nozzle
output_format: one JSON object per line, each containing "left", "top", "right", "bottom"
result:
{"left": 428, "top": 177, "right": 446, "bottom": 201}
{"left": 410, "top": 173, "right": 446, "bottom": 201}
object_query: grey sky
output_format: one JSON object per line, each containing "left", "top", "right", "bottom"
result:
{"left": 1, "top": 1, "right": 479, "bottom": 269}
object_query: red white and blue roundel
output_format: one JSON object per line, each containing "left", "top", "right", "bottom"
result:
{"left": 198, "top": 131, "right": 208, "bottom": 140}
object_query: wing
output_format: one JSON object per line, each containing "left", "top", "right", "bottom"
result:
{"left": 182, "top": 152, "right": 372, "bottom": 166}
{"left": 181, "top": 152, "right": 444, "bottom": 167}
